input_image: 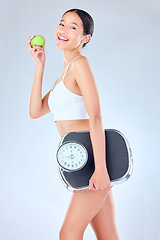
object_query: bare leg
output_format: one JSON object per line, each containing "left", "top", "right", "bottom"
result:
{"left": 90, "top": 189, "right": 120, "bottom": 240}
{"left": 59, "top": 186, "right": 112, "bottom": 240}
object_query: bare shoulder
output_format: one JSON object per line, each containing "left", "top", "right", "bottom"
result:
{"left": 73, "top": 56, "right": 90, "bottom": 69}
{"left": 73, "top": 56, "right": 93, "bottom": 83}
{"left": 73, "top": 55, "right": 95, "bottom": 85}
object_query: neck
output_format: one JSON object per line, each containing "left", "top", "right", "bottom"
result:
{"left": 63, "top": 48, "right": 82, "bottom": 67}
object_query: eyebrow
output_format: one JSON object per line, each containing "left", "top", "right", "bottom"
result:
{"left": 60, "top": 19, "right": 79, "bottom": 27}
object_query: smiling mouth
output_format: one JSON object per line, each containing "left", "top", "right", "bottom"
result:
{"left": 58, "top": 35, "right": 69, "bottom": 41}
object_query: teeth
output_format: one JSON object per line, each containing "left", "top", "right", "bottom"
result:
{"left": 58, "top": 35, "right": 68, "bottom": 41}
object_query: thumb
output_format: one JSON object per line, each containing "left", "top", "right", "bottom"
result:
{"left": 89, "top": 180, "right": 96, "bottom": 190}
{"left": 89, "top": 180, "right": 94, "bottom": 190}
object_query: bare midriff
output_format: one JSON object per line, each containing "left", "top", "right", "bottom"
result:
{"left": 55, "top": 119, "right": 90, "bottom": 138}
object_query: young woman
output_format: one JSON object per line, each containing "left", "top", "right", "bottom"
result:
{"left": 27, "top": 8, "right": 120, "bottom": 240}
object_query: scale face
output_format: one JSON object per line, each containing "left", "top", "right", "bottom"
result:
{"left": 56, "top": 141, "right": 88, "bottom": 172}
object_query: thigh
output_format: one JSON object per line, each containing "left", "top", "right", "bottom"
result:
{"left": 90, "top": 189, "right": 120, "bottom": 240}
{"left": 60, "top": 187, "right": 112, "bottom": 234}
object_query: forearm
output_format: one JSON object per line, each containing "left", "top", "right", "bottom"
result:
{"left": 89, "top": 116, "right": 108, "bottom": 172}
{"left": 29, "top": 65, "right": 44, "bottom": 118}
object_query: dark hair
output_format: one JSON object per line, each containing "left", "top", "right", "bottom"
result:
{"left": 62, "top": 8, "right": 94, "bottom": 48}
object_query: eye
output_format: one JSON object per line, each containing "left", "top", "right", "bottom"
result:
{"left": 70, "top": 26, "right": 76, "bottom": 30}
{"left": 59, "top": 23, "right": 64, "bottom": 26}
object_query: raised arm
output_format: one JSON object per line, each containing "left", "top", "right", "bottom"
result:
{"left": 74, "top": 56, "right": 111, "bottom": 190}
{"left": 27, "top": 35, "right": 51, "bottom": 119}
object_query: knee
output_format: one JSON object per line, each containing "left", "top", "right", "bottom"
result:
{"left": 59, "top": 226, "right": 83, "bottom": 240}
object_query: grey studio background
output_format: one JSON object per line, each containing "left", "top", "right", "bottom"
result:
{"left": 0, "top": 0, "right": 160, "bottom": 239}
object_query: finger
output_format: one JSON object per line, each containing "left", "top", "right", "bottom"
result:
{"left": 34, "top": 46, "right": 46, "bottom": 52}
{"left": 32, "top": 45, "right": 43, "bottom": 50}
{"left": 34, "top": 48, "right": 41, "bottom": 53}
{"left": 34, "top": 50, "right": 46, "bottom": 56}
{"left": 106, "top": 185, "right": 112, "bottom": 191}
{"left": 89, "top": 181, "right": 96, "bottom": 190}
{"left": 27, "top": 35, "right": 35, "bottom": 47}
{"left": 89, "top": 181, "right": 93, "bottom": 190}
{"left": 36, "top": 49, "right": 46, "bottom": 53}
{"left": 32, "top": 46, "right": 46, "bottom": 53}
{"left": 93, "top": 183, "right": 97, "bottom": 190}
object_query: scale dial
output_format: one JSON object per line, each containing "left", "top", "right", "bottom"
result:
{"left": 56, "top": 141, "right": 88, "bottom": 172}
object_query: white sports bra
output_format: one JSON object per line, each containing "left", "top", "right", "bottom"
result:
{"left": 48, "top": 56, "right": 89, "bottom": 122}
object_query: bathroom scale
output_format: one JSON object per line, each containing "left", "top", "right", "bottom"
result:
{"left": 56, "top": 129, "right": 133, "bottom": 192}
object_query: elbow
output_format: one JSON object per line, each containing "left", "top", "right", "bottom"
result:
{"left": 29, "top": 110, "right": 39, "bottom": 119}
{"left": 89, "top": 114, "right": 103, "bottom": 126}
{"left": 89, "top": 113, "right": 102, "bottom": 122}
{"left": 29, "top": 113, "right": 37, "bottom": 119}
{"left": 89, "top": 114, "right": 104, "bottom": 132}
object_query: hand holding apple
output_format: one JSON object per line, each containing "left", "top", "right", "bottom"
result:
{"left": 27, "top": 35, "right": 46, "bottom": 67}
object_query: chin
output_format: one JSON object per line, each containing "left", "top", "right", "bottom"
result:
{"left": 56, "top": 42, "right": 65, "bottom": 50}
{"left": 56, "top": 41, "right": 80, "bottom": 51}
{"left": 56, "top": 44, "right": 73, "bottom": 51}
{"left": 56, "top": 45, "right": 64, "bottom": 50}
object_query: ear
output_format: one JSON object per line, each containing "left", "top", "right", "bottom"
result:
{"left": 81, "top": 34, "right": 91, "bottom": 45}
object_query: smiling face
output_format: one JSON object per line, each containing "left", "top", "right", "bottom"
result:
{"left": 55, "top": 12, "right": 89, "bottom": 50}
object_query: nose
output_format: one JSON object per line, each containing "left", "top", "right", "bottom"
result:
{"left": 59, "top": 26, "right": 68, "bottom": 35}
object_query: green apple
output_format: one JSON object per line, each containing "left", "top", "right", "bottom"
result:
{"left": 30, "top": 35, "right": 45, "bottom": 47}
